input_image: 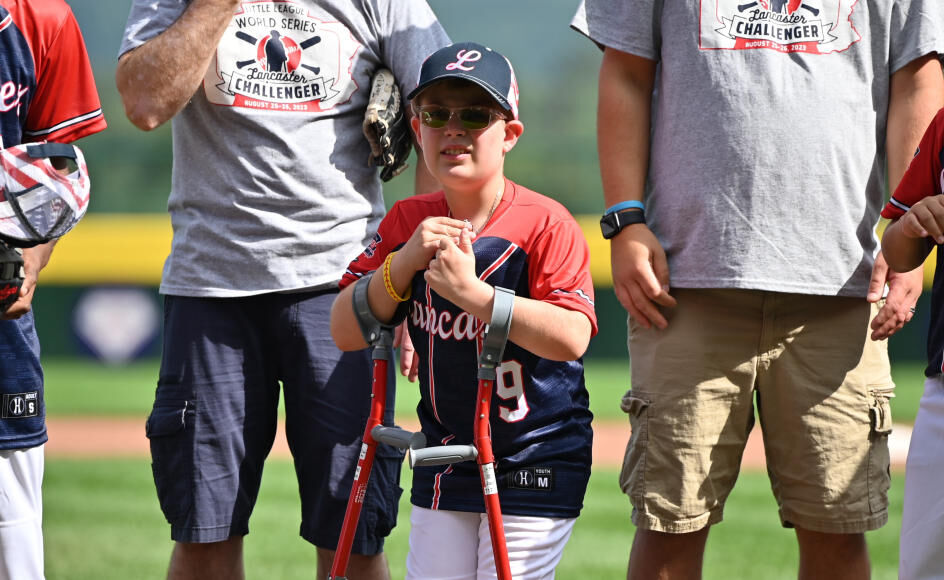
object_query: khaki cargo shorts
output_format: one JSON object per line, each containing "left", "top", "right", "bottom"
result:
{"left": 620, "top": 289, "right": 894, "bottom": 534}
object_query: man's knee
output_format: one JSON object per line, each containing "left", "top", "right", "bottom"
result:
{"left": 175, "top": 538, "right": 243, "bottom": 561}
{"left": 316, "top": 548, "right": 389, "bottom": 580}
{"left": 169, "top": 538, "right": 244, "bottom": 580}
{"left": 628, "top": 528, "right": 710, "bottom": 580}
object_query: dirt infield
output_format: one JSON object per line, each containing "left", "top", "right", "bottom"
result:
{"left": 48, "top": 417, "right": 914, "bottom": 469}
{"left": 47, "top": 417, "right": 653, "bottom": 465}
{"left": 46, "top": 418, "right": 646, "bottom": 465}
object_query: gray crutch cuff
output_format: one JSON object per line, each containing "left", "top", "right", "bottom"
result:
{"left": 352, "top": 272, "right": 408, "bottom": 355}
{"left": 478, "top": 286, "right": 515, "bottom": 379}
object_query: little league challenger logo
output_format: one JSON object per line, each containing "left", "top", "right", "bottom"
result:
{"left": 205, "top": 1, "right": 360, "bottom": 112}
{"left": 701, "top": 0, "right": 860, "bottom": 54}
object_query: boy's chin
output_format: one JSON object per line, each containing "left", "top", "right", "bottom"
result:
{"left": 437, "top": 166, "right": 479, "bottom": 184}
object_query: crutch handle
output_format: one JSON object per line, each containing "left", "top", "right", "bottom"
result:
{"left": 409, "top": 444, "right": 478, "bottom": 467}
{"left": 371, "top": 425, "right": 426, "bottom": 450}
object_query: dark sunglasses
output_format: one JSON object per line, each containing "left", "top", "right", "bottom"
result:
{"left": 415, "top": 105, "right": 507, "bottom": 131}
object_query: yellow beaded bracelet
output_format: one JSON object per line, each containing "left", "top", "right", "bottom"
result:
{"left": 382, "top": 251, "right": 410, "bottom": 302}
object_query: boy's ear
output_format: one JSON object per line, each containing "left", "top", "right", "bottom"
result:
{"left": 410, "top": 115, "right": 423, "bottom": 147}
{"left": 502, "top": 120, "right": 524, "bottom": 154}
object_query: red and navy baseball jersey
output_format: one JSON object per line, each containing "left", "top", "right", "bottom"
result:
{"left": 0, "top": 0, "right": 105, "bottom": 450}
{"left": 881, "top": 108, "right": 944, "bottom": 378}
{"left": 0, "top": 0, "right": 105, "bottom": 148}
{"left": 342, "top": 179, "right": 597, "bottom": 518}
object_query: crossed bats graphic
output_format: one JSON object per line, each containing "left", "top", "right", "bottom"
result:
{"left": 736, "top": 1, "right": 820, "bottom": 16}
{"left": 234, "top": 30, "right": 322, "bottom": 74}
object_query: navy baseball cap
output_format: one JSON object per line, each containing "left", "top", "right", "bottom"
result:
{"left": 407, "top": 42, "right": 519, "bottom": 119}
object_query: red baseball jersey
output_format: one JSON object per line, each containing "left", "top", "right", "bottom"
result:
{"left": 881, "top": 109, "right": 944, "bottom": 378}
{"left": 341, "top": 179, "right": 597, "bottom": 518}
{"left": 0, "top": 0, "right": 106, "bottom": 148}
{"left": 882, "top": 109, "right": 944, "bottom": 221}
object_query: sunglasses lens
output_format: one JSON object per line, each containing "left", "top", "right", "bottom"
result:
{"left": 419, "top": 106, "right": 503, "bottom": 130}
{"left": 458, "top": 108, "right": 493, "bottom": 130}
{"left": 421, "top": 107, "right": 450, "bottom": 128}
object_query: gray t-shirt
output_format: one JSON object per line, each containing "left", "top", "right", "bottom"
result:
{"left": 574, "top": 0, "right": 943, "bottom": 296}
{"left": 120, "top": 0, "right": 449, "bottom": 296}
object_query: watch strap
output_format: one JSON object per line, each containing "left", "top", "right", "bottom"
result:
{"left": 600, "top": 208, "right": 646, "bottom": 239}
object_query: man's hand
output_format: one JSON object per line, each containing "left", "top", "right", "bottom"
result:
{"left": 610, "top": 224, "right": 676, "bottom": 329}
{"left": 868, "top": 250, "right": 921, "bottom": 340}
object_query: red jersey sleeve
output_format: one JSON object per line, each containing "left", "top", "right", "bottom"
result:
{"left": 340, "top": 201, "right": 410, "bottom": 290}
{"left": 881, "top": 109, "right": 944, "bottom": 220}
{"left": 527, "top": 217, "right": 598, "bottom": 336}
{"left": 23, "top": 4, "right": 105, "bottom": 143}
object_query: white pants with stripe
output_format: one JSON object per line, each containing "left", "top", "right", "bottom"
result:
{"left": 406, "top": 506, "right": 576, "bottom": 580}
{"left": 0, "top": 445, "right": 44, "bottom": 580}
{"left": 900, "top": 374, "right": 944, "bottom": 580}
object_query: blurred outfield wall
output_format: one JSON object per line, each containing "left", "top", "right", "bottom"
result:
{"left": 32, "top": 214, "right": 931, "bottom": 363}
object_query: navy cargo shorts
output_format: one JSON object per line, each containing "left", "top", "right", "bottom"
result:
{"left": 145, "top": 290, "right": 403, "bottom": 553}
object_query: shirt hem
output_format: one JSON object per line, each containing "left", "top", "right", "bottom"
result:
{"left": 410, "top": 500, "right": 582, "bottom": 520}
{"left": 668, "top": 278, "right": 870, "bottom": 298}
{"left": 158, "top": 280, "right": 339, "bottom": 297}
{"left": 0, "top": 432, "right": 48, "bottom": 451}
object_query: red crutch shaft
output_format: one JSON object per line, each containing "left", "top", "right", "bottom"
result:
{"left": 474, "top": 376, "right": 512, "bottom": 580}
{"left": 328, "top": 357, "right": 389, "bottom": 580}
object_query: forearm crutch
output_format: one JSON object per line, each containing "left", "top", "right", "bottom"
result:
{"left": 409, "top": 286, "right": 516, "bottom": 580}
{"left": 329, "top": 274, "right": 425, "bottom": 580}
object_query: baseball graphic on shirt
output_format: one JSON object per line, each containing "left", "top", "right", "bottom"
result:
{"left": 701, "top": 0, "right": 859, "bottom": 54}
{"left": 204, "top": 0, "right": 360, "bottom": 112}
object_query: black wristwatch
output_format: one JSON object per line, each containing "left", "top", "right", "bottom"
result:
{"left": 600, "top": 209, "right": 646, "bottom": 239}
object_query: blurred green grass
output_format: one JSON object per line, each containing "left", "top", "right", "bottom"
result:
{"left": 42, "top": 356, "right": 928, "bottom": 424}
{"left": 44, "top": 460, "right": 903, "bottom": 580}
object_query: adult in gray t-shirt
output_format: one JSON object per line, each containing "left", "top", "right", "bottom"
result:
{"left": 574, "top": 0, "right": 943, "bottom": 578}
{"left": 117, "top": 1, "right": 448, "bottom": 578}
{"left": 119, "top": 0, "right": 444, "bottom": 296}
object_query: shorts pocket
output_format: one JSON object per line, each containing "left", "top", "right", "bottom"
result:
{"left": 869, "top": 388, "right": 894, "bottom": 435}
{"left": 362, "top": 451, "right": 404, "bottom": 550}
{"left": 867, "top": 388, "right": 893, "bottom": 513}
{"left": 619, "top": 389, "right": 651, "bottom": 500}
{"left": 146, "top": 400, "right": 195, "bottom": 522}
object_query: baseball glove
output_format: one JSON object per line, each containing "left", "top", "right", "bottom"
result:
{"left": 0, "top": 241, "right": 24, "bottom": 314}
{"left": 363, "top": 68, "right": 412, "bottom": 182}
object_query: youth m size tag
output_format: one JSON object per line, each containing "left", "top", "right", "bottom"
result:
{"left": 507, "top": 467, "right": 554, "bottom": 491}
{"left": 2, "top": 391, "right": 39, "bottom": 418}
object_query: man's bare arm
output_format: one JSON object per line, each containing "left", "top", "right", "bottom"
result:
{"left": 116, "top": 0, "right": 241, "bottom": 130}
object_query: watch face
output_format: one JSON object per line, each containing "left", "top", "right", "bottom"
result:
{"left": 600, "top": 210, "right": 644, "bottom": 239}
{"left": 600, "top": 214, "right": 618, "bottom": 239}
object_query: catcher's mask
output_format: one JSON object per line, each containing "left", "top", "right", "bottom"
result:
{"left": 0, "top": 141, "right": 90, "bottom": 248}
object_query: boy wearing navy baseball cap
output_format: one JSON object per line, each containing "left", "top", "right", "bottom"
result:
{"left": 331, "top": 42, "right": 597, "bottom": 578}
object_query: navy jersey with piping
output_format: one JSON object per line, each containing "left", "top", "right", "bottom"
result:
{"left": 341, "top": 179, "right": 597, "bottom": 518}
